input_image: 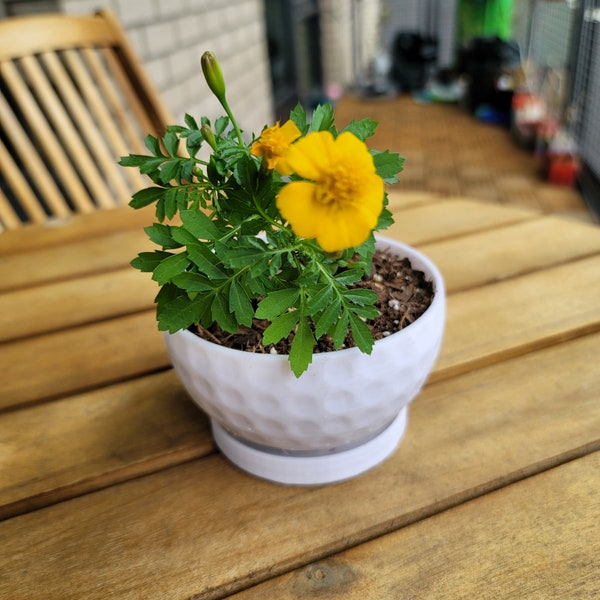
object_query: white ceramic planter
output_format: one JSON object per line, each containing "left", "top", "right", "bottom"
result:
{"left": 165, "top": 237, "right": 445, "bottom": 485}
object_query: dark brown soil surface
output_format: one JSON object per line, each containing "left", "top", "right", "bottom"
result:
{"left": 193, "top": 249, "right": 435, "bottom": 354}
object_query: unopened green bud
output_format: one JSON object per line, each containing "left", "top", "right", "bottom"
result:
{"left": 201, "top": 51, "right": 226, "bottom": 102}
{"left": 200, "top": 124, "right": 217, "bottom": 151}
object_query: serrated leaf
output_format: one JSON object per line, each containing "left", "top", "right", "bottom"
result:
{"left": 289, "top": 317, "right": 315, "bottom": 377}
{"left": 314, "top": 298, "right": 341, "bottom": 338}
{"left": 156, "top": 196, "right": 166, "bottom": 222}
{"left": 140, "top": 158, "right": 167, "bottom": 174}
{"left": 170, "top": 226, "right": 203, "bottom": 246}
{"left": 268, "top": 252, "right": 282, "bottom": 277}
{"left": 119, "top": 154, "right": 151, "bottom": 167}
{"left": 187, "top": 244, "right": 227, "bottom": 279}
{"left": 349, "top": 312, "right": 374, "bottom": 354}
{"left": 223, "top": 240, "right": 268, "bottom": 269}
{"left": 145, "top": 134, "right": 163, "bottom": 157}
{"left": 151, "top": 252, "right": 190, "bottom": 285}
{"left": 331, "top": 311, "right": 349, "bottom": 348}
{"left": 130, "top": 250, "right": 172, "bottom": 273}
{"left": 310, "top": 104, "right": 335, "bottom": 132}
{"left": 171, "top": 272, "right": 214, "bottom": 292}
{"left": 214, "top": 116, "right": 229, "bottom": 136}
{"left": 262, "top": 310, "right": 300, "bottom": 346}
{"left": 184, "top": 113, "right": 199, "bottom": 129}
{"left": 159, "top": 159, "right": 181, "bottom": 184}
{"left": 351, "top": 304, "right": 380, "bottom": 320}
{"left": 372, "top": 150, "right": 405, "bottom": 183}
{"left": 180, "top": 158, "right": 196, "bottom": 182}
{"left": 157, "top": 294, "right": 213, "bottom": 333}
{"left": 306, "top": 284, "right": 333, "bottom": 314}
{"left": 342, "top": 288, "right": 378, "bottom": 305}
{"left": 233, "top": 155, "right": 258, "bottom": 193}
{"left": 342, "top": 118, "right": 378, "bottom": 141}
{"left": 229, "top": 280, "right": 254, "bottom": 327}
{"left": 255, "top": 288, "right": 300, "bottom": 320}
{"left": 163, "top": 188, "right": 179, "bottom": 220}
{"left": 289, "top": 102, "right": 308, "bottom": 133}
{"left": 376, "top": 206, "right": 394, "bottom": 231}
{"left": 163, "top": 131, "right": 179, "bottom": 156}
{"left": 212, "top": 291, "right": 239, "bottom": 333}
{"left": 180, "top": 209, "right": 220, "bottom": 240}
{"left": 334, "top": 269, "right": 364, "bottom": 285}
{"left": 129, "top": 187, "right": 165, "bottom": 209}
{"left": 144, "top": 223, "right": 182, "bottom": 249}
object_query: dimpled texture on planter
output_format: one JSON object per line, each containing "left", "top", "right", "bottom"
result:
{"left": 164, "top": 238, "right": 445, "bottom": 456}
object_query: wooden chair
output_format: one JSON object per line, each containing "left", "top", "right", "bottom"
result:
{"left": 0, "top": 9, "right": 173, "bottom": 230}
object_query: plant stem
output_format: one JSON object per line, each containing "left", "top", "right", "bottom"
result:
{"left": 221, "top": 97, "right": 244, "bottom": 147}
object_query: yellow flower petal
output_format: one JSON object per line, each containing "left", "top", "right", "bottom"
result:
{"left": 276, "top": 181, "right": 319, "bottom": 239}
{"left": 250, "top": 120, "right": 301, "bottom": 174}
{"left": 283, "top": 131, "right": 337, "bottom": 181}
{"left": 276, "top": 131, "right": 384, "bottom": 252}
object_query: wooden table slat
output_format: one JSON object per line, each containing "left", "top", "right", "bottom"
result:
{"left": 0, "top": 230, "right": 155, "bottom": 292}
{"left": 0, "top": 267, "right": 157, "bottom": 343}
{"left": 385, "top": 189, "right": 443, "bottom": 211}
{"left": 422, "top": 214, "right": 600, "bottom": 293}
{"left": 0, "top": 228, "right": 153, "bottom": 292}
{"left": 0, "top": 204, "right": 154, "bottom": 255}
{"left": 1, "top": 332, "right": 598, "bottom": 598}
{"left": 0, "top": 370, "right": 212, "bottom": 520}
{"left": 386, "top": 197, "right": 538, "bottom": 245}
{"left": 0, "top": 311, "right": 168, "bottom": 411}
{"left": 229, "top": 452, "right": 600, "bottom": 599}
{"left": 436, "top": 253, "right": 600, "bottom": 381}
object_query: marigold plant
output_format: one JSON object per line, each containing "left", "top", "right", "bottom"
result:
{"left": 120, "top": 51, "right": 404, "bottom": 376}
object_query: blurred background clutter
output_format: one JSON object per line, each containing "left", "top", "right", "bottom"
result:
{"left": 1, "top": 0, "right": 598, "bottom": 220}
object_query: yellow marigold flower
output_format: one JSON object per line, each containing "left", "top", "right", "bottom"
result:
{"left": 250, "top": 120, "right": 301, "bottom": 174}
{"left": 276, "top": 131, "right": 384, "bottom": 252}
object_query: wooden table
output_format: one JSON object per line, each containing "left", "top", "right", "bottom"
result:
{"left": 1, "top": 192, "right": 599, "bottom": 599}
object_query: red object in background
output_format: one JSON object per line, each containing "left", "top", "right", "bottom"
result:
{"left": 547, "top": 153, "right": 580, "bottom": 186}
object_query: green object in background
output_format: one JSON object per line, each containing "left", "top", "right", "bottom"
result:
{"left": 458, "top": 0, "right": 514, "bottom": 42}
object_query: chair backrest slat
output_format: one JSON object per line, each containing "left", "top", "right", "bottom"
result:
{"left": 66, "top": 48, "right": 147, "bottom": 190}
{"left": 40, "top": 51, "right": 133, "bottom": 206}
{"left": 0, "top": 138, "right": 51, "bottom": 226}
{"left": 19, "top": 54, "right": 117, "bottom": 209}
{"left": 0, "top": 10, "right": 173, "bottom": 230}
{"left": 0, "top": 187, "right": 23, "bottom": 230}
{"left": 1, "top": 59, "right": 95, "bottom": 214}
{"left": 0, "top": 91, "right": 72, "bottom": 219}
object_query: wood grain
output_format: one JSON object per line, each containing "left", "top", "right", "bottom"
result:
{"left": 0, "top": 311, "right": 168, "bottom": 411}
{"left": 0, "top": 204, "right": 154, "bottom": 255}
{"left": 385, "top": 189, "right": 442, "bottom": 212}
{"left": 0, "top": 370, "right": 212, "bottom": 520}
{"left": 421, "top": 214, "right": 600, "bottom": 293}
{"left": 0, "top": 268, "right": 157, "bottom": 343}
{"left": 0, "top": 228, "right": 152, "bottom": 292}
{"left": 1, "top": 333, "right": 598, "bottom": 598}
{"left": 436, "top": 254, "right": 600, "bottom": 381}
{"left": 386, "top": 198, "right": 538, "bottom": 245}
{"left": 230, "top": 452, "right": 600, "bottom": 599}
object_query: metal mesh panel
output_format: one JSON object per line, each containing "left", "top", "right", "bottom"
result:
{"left": 526, "top": 0, "right": 579, "bottom": 121}
{"left": 575, "top": 0, "right": 600, "bottom": 179}
{"left": 529, "top": 1, "right": 577, "bottom": 67}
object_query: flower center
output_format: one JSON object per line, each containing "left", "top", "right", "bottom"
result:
{"left": 315, "top": 166, "right": 358, "bottom": 207}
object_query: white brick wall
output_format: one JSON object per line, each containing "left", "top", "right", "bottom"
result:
{"left": 60, "top": 0, "right": 274, "bottom": 137}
